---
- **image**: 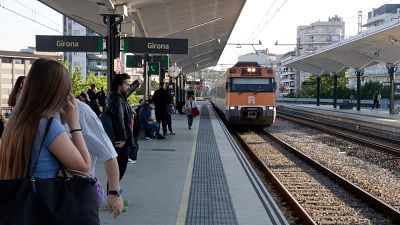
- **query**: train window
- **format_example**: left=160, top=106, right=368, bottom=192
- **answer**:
left=230, top=78, right=275, bottom=92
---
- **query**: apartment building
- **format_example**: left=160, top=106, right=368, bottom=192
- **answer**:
left=277, top=16, right=345, bottom=96
left=347, top=4, right=400, bottom=91
left=0, top=48, right=61, bottom=112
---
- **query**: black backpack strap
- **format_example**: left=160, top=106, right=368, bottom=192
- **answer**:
left=28, top=117, right=54, bottom=178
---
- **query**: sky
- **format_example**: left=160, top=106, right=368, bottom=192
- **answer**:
left=0, top=0, right=397, bottom=70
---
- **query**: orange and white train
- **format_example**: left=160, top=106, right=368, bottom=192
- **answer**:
left=211, top=61, right=276, bottom=127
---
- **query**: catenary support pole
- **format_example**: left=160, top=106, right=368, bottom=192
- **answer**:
left=104, top=15, right=123, bottom=92
left=355, top=69, right=363, bottom=111
left=386, top=64, right=397, bottom=114
left=316, top=76, right=321, bottom=106
left=333, top=72, right=338, bottom=109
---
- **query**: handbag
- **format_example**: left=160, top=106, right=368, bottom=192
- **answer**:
left=190, top=103, right=200, bottom=117
left=0, top=117, right=99, bottom=225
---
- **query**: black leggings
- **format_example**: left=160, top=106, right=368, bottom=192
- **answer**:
left=107, top=146, right=129, bottom=192
left=372, top=100, right=380, bottom=109
left=116, top=146, right=130, bottom=179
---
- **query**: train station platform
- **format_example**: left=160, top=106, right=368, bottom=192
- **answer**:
left=277, top=103, right=400, bottom=132
left=95, top=102, right=289, bottom=225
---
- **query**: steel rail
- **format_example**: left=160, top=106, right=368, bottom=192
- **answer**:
left=277, top=111, right=400, bottom=156
left=257, top=129, right=400, bottom=224
left=233, top=132, right=317, bottom=225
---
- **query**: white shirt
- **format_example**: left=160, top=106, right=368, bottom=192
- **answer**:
left=64, top=100, right=118, bottom=175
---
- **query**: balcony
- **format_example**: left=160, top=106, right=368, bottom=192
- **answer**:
left=87, top=64, right=107, bottom=71
left=87, top=54, right=107, bottom=60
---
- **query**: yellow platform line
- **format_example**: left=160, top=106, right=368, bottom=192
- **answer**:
left=175, top=114, right=200, bottom=225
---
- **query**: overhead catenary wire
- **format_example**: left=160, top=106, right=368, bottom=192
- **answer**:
left=14, top=0, right=59, bottom=27
left=0, top=0, right=62, bottom=33
left=247, top=0, right=289, bottom=42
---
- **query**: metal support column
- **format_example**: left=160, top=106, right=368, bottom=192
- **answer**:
left=316, top=76, right=321, bottom=106
left=104, top=15, right=123, bottom=91
left=386, top=64, right=397, bottom=114
left=160, top=68, right=166, bottom=82
left=333, top=72, right=338, bottom=108
left=355, top=69, right=363, bottom=111
left=143, top=54, right=149, bottom=100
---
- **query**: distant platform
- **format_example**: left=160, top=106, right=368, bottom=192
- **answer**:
left=277, top=103, right=400, bottom=132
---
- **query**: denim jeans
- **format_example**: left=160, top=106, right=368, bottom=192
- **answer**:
left=187, top=115, right=194, bottom=127
left=142, top=122, right=160, bottom=136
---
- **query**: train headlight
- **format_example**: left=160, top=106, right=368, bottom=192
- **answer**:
left=230, top=106, right=236, bottom=110
left=251, top=68, right=256, bottom=72
left=247, top=67, right=251, bottom=72
left=266, top=106, right=274, bottom=110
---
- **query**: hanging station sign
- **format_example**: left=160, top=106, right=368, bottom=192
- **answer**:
left=124, top=37, right=188, bottom=54
left=36, top=35, right=103, bottom=52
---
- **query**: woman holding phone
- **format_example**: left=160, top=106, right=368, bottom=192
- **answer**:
left=0, top=58, right=91, bottom=180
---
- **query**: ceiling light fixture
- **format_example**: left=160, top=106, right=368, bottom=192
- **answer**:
left=197, top=62, right=213, bottom=68
left=195, top=58, right=212, bottom=65
left=192, top=50, right=214, bottom=59
left=186, top=17, right=222, bottom=31
left=189, top=38, right=216, bottom=49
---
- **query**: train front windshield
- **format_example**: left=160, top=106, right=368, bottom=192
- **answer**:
left=230, top=78, right=275, bottom=92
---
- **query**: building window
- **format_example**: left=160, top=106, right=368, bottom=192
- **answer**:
left=14, top=59, right=24, bottom=64
left=1, top=58, right=12, bottom=63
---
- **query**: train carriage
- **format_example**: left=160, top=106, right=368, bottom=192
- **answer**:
left=211, top=61, right=276, bottom=127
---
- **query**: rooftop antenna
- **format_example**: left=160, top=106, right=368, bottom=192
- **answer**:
left=358, top=11, right=363, bottom=34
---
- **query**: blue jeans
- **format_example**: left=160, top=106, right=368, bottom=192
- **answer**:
left=187, top=115, right=193, bottom=127
left=142, top=122, right=160, bottom=136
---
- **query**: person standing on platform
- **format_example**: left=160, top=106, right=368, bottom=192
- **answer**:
left=87, top=83, right=97, bottom=103
left=165, top=103, right=175, bottom=135
left=97, top=87, right=107, bottom=112
left=105, top=74, right=135, bottom=186
left=185, top=95, right=196, bottom=130
left=371, top=90, right=381, bottom=110
left=8, top=76, right=26, bottom=109
left=186, top=86, right=194, bottom=98
left=128, top=99, right=144, bottom=164
left=152, top=82, right=172, bottom=136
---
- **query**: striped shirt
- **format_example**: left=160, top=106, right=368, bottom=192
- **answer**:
left=64, top=100, right=118, bottom=175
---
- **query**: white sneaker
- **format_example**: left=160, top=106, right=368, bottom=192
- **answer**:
left=128, top=159, right=136, bottom=164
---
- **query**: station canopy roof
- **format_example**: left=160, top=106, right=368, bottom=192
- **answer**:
left=38, top=0, right=246, bottom=73
left=282, top=20, right=400, bottom=75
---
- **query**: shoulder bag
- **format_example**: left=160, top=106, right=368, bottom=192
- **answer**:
left=0, top=117, right=100, bottom=225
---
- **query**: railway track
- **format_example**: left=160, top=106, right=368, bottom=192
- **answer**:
left=277, top=109, right=400, bottom=157
left=234, top=129, right=400, bottom=225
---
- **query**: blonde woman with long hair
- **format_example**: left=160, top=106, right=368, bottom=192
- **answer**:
left=0, top=58, right=91, bottom=180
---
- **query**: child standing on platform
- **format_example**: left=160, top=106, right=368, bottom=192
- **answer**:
left=185, top=95, right=196, bottom=130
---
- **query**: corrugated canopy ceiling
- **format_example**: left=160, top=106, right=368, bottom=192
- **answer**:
left=282, top=20, right=400, bottom=75
left=38, top=0, right=247, bottom=73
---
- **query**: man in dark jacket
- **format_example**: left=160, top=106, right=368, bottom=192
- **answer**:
left=152, top=82, right=172, bottom=136
left=186, top=86, right=195, bottom=97
left=139, top=99, right=164, bottom=139
left=104, top=73, right=135, bottom=182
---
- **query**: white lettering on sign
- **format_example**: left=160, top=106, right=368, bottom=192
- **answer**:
left=147, top=42, right=170, bottom=50
left=56, top=40, right=79, bottom=48
left=248, top=96, right=255, bottom=104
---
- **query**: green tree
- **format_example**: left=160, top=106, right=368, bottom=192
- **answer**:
left=361, top=81, right=391, bottom=99
left=62, top=61, right=142, bottom=105
left=299, top=69, right=355, bottom=99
